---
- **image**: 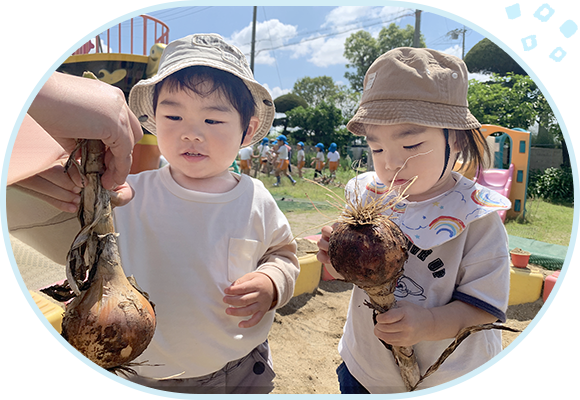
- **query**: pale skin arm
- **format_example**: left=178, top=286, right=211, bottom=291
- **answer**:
left=317, top=225, right=497, bottom=347
left=223, top=272, right=277, bottom=329
left=27, top=72, right=143, bottom=190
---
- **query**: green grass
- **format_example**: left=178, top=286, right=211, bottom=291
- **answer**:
left=504, top=199, right=574, bottom=247
left=255, top=168, right=574, bottom=248
left=258, top=168, right=356, bottom=213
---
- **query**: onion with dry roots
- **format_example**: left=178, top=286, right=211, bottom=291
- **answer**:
left=42, top=138, right=156, bottom=371
left=318, top=175, right=519, bottom=391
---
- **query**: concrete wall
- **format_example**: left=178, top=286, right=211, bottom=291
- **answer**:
left=529, top=147, right=563, bottom=171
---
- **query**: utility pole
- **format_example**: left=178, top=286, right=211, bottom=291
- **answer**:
left=448, top=26, right=467, bottom=59
left=413, top=10, right=422, bottom=47
left=250, top=6, right=257, bottom=73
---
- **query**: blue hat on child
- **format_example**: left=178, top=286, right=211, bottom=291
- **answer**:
left=262, top=137, right=269, bottom=144
left=297, top=142, right=304, bottom=147
left=328, top=143, right=337, bottom=152
left=315, top=143, right=324, bottom=150
left=276, top=134, right=288, bottom=144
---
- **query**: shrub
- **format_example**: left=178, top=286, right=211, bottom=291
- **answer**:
left=528, top=166, right=574, bottom=204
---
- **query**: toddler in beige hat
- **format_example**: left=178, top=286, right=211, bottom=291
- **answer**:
left=318, top=47, right=511, bottom=393
left=114, top=34, right=299, bottom=394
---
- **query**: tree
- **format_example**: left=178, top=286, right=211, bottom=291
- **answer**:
left=467, top=73, right=567, bottom=166
left=292, top=76, right=339, bottom=107
left=343, top=23, right=426, bottom=92
left=274, top=93, right=308, bottom=113
left=464, top=38, right=527, bottom=76
left=285, top=101, right=350, bottom=150
left=273, top=93, right=308, bottom=134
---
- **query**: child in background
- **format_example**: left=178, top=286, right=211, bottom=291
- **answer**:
left=118, top=33, right=299, bottom=394
left=311, top=142, right=325, bottom=178
left=257, top=137, right=270, bottom=174
left=327, top=142, right=340, bottom=178
left=296, top=141, right=305, bottom=178
left=238, top=144, right=253, bottom=175
left=273, top=134, right=296, bottom=186
left=317, top=47, right=511, bottom=393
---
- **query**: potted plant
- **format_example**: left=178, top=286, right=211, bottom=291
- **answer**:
left=510, top=247, right=531, bottom=268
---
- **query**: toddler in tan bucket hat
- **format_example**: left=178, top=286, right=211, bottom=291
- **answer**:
left=316, top=47, right=512, bottom=393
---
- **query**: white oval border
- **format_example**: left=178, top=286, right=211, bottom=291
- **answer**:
left=0, top=0, right=580, bottom=399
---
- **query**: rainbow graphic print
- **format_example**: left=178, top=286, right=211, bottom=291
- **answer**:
left=365, top=180, right=388, bottom=195
left=429, top=216, right=466, bottom=238
left=471, top=189, right=506, bottom=208
left=391, top=202, right=407, bottom=214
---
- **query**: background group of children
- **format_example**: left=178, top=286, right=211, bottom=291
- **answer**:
left=238, top=137, right=341, bottom=184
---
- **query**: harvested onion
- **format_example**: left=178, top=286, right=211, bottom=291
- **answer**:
left=43, top=139, right=156, bottom=370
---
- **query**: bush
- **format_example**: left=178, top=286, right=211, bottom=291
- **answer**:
left=528, top=167, right=574, bottom=204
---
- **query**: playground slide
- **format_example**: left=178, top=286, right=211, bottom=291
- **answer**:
left=475, top=163, right=514, bottom=222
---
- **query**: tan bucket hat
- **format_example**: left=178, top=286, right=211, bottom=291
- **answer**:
left=129, top=33, right=275, bottom=147
left=347, top=47, right=481, bottom=135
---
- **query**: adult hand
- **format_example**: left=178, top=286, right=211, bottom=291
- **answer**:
left=27, top=72, right=143, bottom=190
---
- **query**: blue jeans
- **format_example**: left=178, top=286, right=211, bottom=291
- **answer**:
left=336, top=362, right=370, bottom=394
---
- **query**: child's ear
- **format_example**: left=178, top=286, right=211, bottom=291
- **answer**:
left=241, top=116, right=260, bottom=146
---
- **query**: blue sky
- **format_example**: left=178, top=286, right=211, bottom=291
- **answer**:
left=91, top=5, right=488, bottom=99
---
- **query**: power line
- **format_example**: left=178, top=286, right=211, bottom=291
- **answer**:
left=249, top=11, right=415, bottom=57
left=261, top=6, right=284, bottom=89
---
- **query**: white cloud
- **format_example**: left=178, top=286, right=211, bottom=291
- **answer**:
left=441, top=44, right=463, bottom=59
left=262, top=83, right=290, bottom=100
left=288, top=6, right=411, bottom=68
left=322, top=6, right=377, bottom=28
left=228, top=19, right=298, bottom=66
left=306, top=36, right=349, bottom=67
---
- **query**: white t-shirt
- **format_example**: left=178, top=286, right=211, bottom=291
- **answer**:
left=338, top=172, right=511, bottom=393
left=277, top=144, right=289, bottom=160
left=113, top=166, right=299, bottom=378
left=327, top=151, right=340, bottom=162
left=258, top=144, right=270, bottom=157
left=238, top=146, right=253, bottom=161
left=315, top=151, right=325, bottom=163
left=297, top=149, right=305, bottom=162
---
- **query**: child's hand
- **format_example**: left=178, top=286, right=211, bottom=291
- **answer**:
left=223, top=272, right=276, bottom=329
left=316, top=225, right=344, bottom=279
left=374, top=301, right=435, bottom=347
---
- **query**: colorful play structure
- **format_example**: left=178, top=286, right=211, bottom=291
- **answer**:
left=455, top=124, right=531, bottom=222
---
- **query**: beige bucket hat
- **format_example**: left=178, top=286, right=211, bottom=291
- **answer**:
left=347, top=47, right=481, bottom=135
left=129, top=33, right=275, bottom=147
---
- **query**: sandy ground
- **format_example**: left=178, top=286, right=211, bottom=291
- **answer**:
left=268, top=279, right=545, bottom=394
left=269, top=211, right=549, bottom=394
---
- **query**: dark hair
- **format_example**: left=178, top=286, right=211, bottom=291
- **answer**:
left=153, top=66, right=256, bottom=132
left=453, top=128, right=490, bottom=173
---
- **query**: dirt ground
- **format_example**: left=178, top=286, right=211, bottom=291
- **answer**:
left=269, top=211, right=549, bottom=394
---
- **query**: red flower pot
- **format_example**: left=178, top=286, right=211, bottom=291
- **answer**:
left=510, top=248, right=531, bottom=268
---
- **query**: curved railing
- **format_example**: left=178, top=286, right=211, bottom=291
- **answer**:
left=73, top=15, right=169, bottom=56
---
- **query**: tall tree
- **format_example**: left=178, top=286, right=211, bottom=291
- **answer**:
left=464, top=38, right=527, bottom=76
left=343, top=23, right=426, bottom=92
left=273, top=93, right=309, bottom=134
left=292, top=76, right=339, bottom=107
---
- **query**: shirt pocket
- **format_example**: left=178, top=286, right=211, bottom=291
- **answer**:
left=228, top=238, right=261, bottom=282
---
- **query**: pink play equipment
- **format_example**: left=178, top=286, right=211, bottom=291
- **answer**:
left=475, top=163, right=515, bottom=222
left=543, top=270, right=561, bottom=302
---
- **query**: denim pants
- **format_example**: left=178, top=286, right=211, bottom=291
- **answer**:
left=336, top=362, right=370, bottom=394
